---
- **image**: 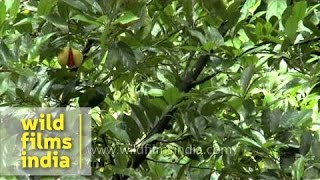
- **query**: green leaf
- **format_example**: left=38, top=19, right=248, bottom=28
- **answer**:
left=312, top=140, right=320, bottom=161
left=106, top=43, right=119, bottom=69
left=183, top=0, right=192, bottom=25
left=0, top=73, right=10, bottom=96
left=240, top=65, right=255, bottom=96
left=236, top=137, right=262, bottom=149
left=250, top=130, right=266, bottom=145
left=284, top=17, right=298, bottom=41
left=240, top=0, right=261, bottom=21
left=293, top=156, right=305, bottom=180
left=0, top=2, right=5, bottom=26
left=300, top=132, right=312, bottom=155
left=60, top=0, right=88, bottom=12
left=0, top=40, right=14, bottom=64
left=279, top=110, right=312, bottom=128
left=109, top=126, right=130, bottom=143
left=72, top=14, right=103, bottom=26
left=98, top=115, right=119, bottom=135
left=117, top=41, right=136, bottom=69
left=261, top=109, right=282, bottom=134
left=123, top=115, right=141, bottom=143
left=205, top=27, right=224, bottom=49
left=163, top=87, right=181, bottom=105
left=38, top=0, right=58, bottom=16
left=292, top=1, right=307, bottom=20
left=129, top=103, right=150, bottom=132
left=106, top=41, right=136, bottom=70
left=266, top=0, right=287, bottom=21
left=148, top=89, right=163, bottom=97
left=114, top=11, right=139, bottom=25
left=284, top=1, right=307, bottom=41
left=189, top=29, right=205, bottom=44
left=44, top=14, right=68, bottom=31
left=7, top=0, right=19, bottom=20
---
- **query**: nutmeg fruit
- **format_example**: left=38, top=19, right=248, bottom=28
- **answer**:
left=57, top=47, right=83, bottom=68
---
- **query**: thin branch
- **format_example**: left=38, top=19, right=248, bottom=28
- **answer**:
left=190, top=70, right=221, bottom=88
left=234, top=36, right=320, bottom=60
left=295, top=36, right=320, bottom=46
left=156, top=134, right=191, bottom=143
left=146, top=158, right=214, bottom=171
left=234, top=41, right=272, bottom=60
left=124, top=55, right=211, bottom=176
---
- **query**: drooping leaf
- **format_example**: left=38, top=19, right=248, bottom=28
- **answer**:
left=0, top=2, right=5, bottom=26
left=148, top=88, right=163, bottom=97
left=240, top=65, right=255, bottom=96
left=114, top=11, right=139, bottom=25
left=0, top=40, right=14, bottom=64
left=38, top=0, right=58, bottom=16
left=279, top=109, right=312, bottom=128
left=239, top=0, right=261, bottom=21
left=266, top=0, right=287, bottom=21
left=163, top=87, right=181, bottom=105
left=284, top=1, right=307, bottom=41
left=106, top=41, right=136, bottom=70
left=7, top=0, right=19, bottom=20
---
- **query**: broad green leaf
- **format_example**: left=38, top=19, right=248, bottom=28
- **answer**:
left=183, top=0, right=192, bottom=25
left=189, top=29, right=205, bottom=44
left=60, top=0, right=88, bottom=12
left=293, top=156, right=305, bottom=180
left=149, top=98, right=167, bottom=110
left=236, top=137, right=262, bottom=149
left=114, top=11, right=139, bottom=25
left=129, top=103, right=150, bottom=133
left=292, top=1, right=307, bottom=20
left=300, top=132, right=312, bottom=155
left=266, top=0, right=287, bottom=21
left=205, top=27, right=224, bottom=49
left=106, top=43, right=119, bottom=69
left=98, top=115, right=118, bottom=135
left=57, top=0, right=69, bottom=20
left=284, top=1, right=307, bottom=41
left=72, top=14, right=103, bottom=26
left=261, top=109, right=282, bottom=134
left=251, top=130, right=266, bottom=145
left=284, top=17, right=298, bottom=41
left=0, top=73, right=10, bottom=96
left=239, top=0, right=261, bottom=21
left=106, top=41, right=136, bottom=70
left=0, top=40, right=14, bottom=64
left=0, top=2, right=5, bottom=26
left=279, top=110, right=312, bottom=128
left=6, top=0, right=19, bottom=20
left=44, top=15, right=68, bottom=31
left=123, top=115, right=141, bottom=143
left=163, top=87, right=181, bottom=105
left=312, top=140, right=320, bottom=160
left=117, top=41, right=136, bottom=69
left=38, top=0, right=58, bottom=16
left=109, top=126, right=130, bottom=143
left=148, top=89, right=163, bottom=97
left=240, top=65, right=255, bottom=96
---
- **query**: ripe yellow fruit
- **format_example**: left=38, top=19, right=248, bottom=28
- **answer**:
left=57, top=47, right=83, bottom=68
left=21, top=9, right=30, bottom=16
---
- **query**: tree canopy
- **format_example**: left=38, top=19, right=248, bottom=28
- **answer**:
left=0, top=0, right=320, bottom=179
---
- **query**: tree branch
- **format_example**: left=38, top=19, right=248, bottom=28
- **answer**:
left=190, top=70, right=221, bottom=88
left=122, top=55, right=212, bottom=178
left=146, top=158, right=215, bottom=171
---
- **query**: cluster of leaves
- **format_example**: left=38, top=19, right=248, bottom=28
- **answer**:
left=0, top=0, right=320, bottom=179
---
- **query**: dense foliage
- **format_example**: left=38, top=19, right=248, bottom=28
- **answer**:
left=0, top=0, right=320, bottom=179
